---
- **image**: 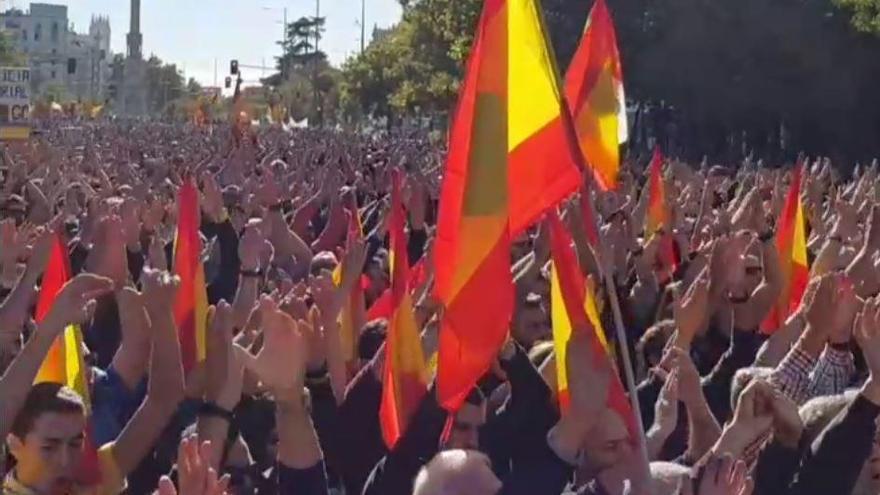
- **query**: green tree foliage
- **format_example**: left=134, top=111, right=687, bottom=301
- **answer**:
left=278, top=16, right=327, bottom=74
left=342, top=0, right=880, bottom=160
left=145, top=55, right=185, bottom=114
left=834, top=0, right=880, bottom=33
left=0, top=31, right=25, bottom=66
left=340, top=0, right=481, bottom=119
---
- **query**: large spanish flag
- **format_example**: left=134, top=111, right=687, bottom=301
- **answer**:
left=565, top=0, right=627, bottom=191
left=34, top=232, right=102, bottom=485
left=548, top=211, right=609, bottom=411
left=760, top=164, right=809, bottom=334
left=547, top=211, right=636, bottom=440
left=173, top=180, right=209, bottom=374
left=380, top=170, right=429, bottom=448
left=434, top=0, right=583, bottom=411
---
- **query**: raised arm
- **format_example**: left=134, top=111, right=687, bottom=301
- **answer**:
left=0, top=273, right=113, bottom=439
left=110, top=269, right=186, bottom=476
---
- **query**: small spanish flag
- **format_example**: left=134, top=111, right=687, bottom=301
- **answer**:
left=172, top=180, right=209, bottom=373
left=380, top=169, right=429, bottom=448
left=34, top=233, right=102, bottom=485
left=565, top=0, right=627, bottom=190
left=644, top=147, right=678, bottom=281
left=760, top=163, right=809, bottom=334
left=547, top=210, right=637, bottom=441
left=333, top=199, right=366, bottom=367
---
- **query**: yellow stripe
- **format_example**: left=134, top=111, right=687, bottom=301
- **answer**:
left=507, top=0, right=563, bottom=152
left=195, top=264, right=209, bottom=363
left=550, top=262, right=571, bottom=394
left=552, top=263, right=610, bottom=399
left=63, top=325, right=91, bottom=411
left=792, top=200, right=808, bottom=267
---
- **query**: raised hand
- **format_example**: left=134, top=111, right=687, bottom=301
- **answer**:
left=679, top=454, right=753, bottom=495
left=235, top=296, right=308, bottom=393
left=714, top=380, right=774, bottom=457
left=673, top=267, right=710, bottom=349
left=157, top=436, right=230, bottom=495
left=42, top=273, right=115, bottom=333
left=653, top=368, right=680, bottom=437
left=855, top=296, right=880, bottom=405
left=201, top=174, right=226, bottom=224
left=238, top=221, right=269, bottom=272
left=141, top=268, right=180, bottom=313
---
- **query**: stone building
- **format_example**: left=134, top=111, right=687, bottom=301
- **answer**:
left=0, top=3, right=111, bottom=101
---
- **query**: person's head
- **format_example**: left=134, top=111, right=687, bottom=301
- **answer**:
left=636, top=319, right=676, bottom=373
left=309, top=251, right=339, bottom=276
left=413, top=450, right=501, bottom=495
left=799, top=390, right=879, bottom=495
left=446, top=388, right=487, bottom=451
left=358, top=319, right=388, bottom=365
left=6, top=383, right=88, bottom=492
left=512, top=293, right=549, bottom=349
left=579, top=408, right=631, bottom=476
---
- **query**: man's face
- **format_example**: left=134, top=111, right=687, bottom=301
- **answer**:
left=580, top=409, right=630, bottom=475
left=447, top=402, right=486, bottom=451
left=7, top=411, right=87, bottom=493
left=512, top=304, right=550, bottom=348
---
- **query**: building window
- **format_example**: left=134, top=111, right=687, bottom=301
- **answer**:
left=34, top=23, right=41, bottom=41
left=51, top=22, right=59, bottom=43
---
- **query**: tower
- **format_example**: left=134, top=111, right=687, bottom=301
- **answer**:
left=126, top=0, right=142, bottom=59
left=120, top=0, right=146, bottom=116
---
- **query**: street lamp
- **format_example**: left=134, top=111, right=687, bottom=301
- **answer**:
left=262, top=6, right=288, bottom=46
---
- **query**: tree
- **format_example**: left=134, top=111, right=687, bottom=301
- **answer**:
left=277, top=16, right=327, bottom=75
left=342, top=0, right=880, bottom=162
left=186, top=77, right=203, bottom=96
left=834, top=0, right=880, bottom=33
left=0, top=31, right=24, bottom=66
left=145, top=55, right=185, bottom=115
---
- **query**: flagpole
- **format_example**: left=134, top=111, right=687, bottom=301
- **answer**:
left=603, top=270, right=653, bottom=492
left=581, top=173, right=652, bottom=491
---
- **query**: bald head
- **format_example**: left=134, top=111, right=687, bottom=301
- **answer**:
left=413, top=450, right=501, bottom=495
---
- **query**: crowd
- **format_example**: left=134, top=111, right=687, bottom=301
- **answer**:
left=0, top=120, right=879, bottom=495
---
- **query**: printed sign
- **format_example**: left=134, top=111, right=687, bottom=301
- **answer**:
left=0, top=67, right=31, bottom=140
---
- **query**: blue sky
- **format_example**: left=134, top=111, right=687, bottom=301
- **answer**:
left=6, top=0, right=402, bottom=87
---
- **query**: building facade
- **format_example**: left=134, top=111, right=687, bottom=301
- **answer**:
left=0, top=3, right=111, bottom=101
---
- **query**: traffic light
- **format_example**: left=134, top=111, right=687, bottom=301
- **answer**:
left=225, top=76, right=232, bottom=89
left=230, top=60, right=239, bottom=75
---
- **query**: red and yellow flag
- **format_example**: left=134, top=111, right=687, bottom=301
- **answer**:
left=334, top=200, right=366, bottom=367
left=548, top=211, right=608, bottom=410
left=380, top=170, right=429, bottom=448
left=644, top=147, right=677, bottom=281
left=366, top=259, right=427, bottom=322
left=547, top=211, right=637, bottom=440
left=34, top=233, right=102, bottom=485
left=564, top=0, right=627, bottom=191
left=434, top=0, right=583, bottom=411
left=645, top=147, right=668, bottom=235
left=173, top=180, right=209, bottom=374
left=761, top=163, right=809, bottom=334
